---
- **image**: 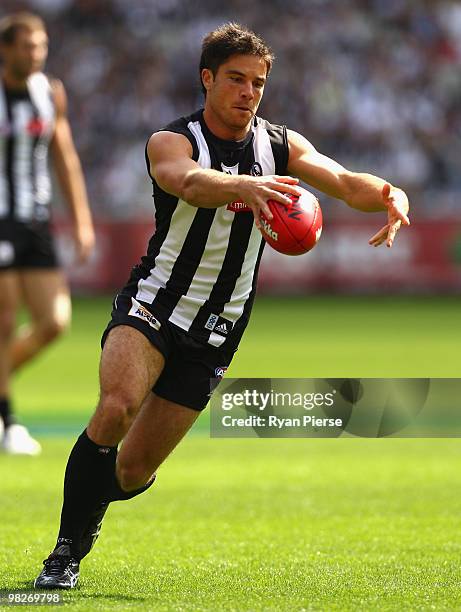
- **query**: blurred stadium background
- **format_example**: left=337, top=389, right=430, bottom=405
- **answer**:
left=2, top=2, right=461, bottom=609
left=3, top=0, right=461, bottom=293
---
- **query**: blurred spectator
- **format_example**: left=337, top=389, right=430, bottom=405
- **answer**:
left=1, top=0, right=460, bottom=219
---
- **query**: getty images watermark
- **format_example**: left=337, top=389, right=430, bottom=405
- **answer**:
left=210, top=378, right=461, bottom=438
left=220, top=388, right=341, bottom=430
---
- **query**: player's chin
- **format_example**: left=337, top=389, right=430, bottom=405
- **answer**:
left=228, top=112, right=253, bottom=130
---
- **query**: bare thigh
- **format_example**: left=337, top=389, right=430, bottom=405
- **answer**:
left=87, top=325, right=166, bottom=446
left=116, top=392, right=200, bottom=490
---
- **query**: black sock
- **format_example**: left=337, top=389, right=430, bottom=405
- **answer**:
left=0, top=397, right=15, bottom=429
left=57, top=430, right=119, bottom=558
left=57, top=429, right=155, bottom=559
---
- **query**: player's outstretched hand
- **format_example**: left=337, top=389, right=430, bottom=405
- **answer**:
left=240, top=175, right=301, bottom=229
left=368, top=183, right=410, bottom=248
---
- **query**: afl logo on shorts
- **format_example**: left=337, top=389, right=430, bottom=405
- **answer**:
left=214, top=366, right=228, bottom=379
left=251, top=162, right=263, bottom=176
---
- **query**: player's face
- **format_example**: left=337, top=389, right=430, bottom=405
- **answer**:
left=2, top=28, right=48, bottom=81
left=202, top=54, right=267, bottom=139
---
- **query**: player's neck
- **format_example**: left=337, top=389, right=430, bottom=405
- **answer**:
left=1, top=68, right=29, bottom=91
left=202, top=106, right=251, bottom=142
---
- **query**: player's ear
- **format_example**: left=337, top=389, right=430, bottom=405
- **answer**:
left=201, top=68, right=214, bottom=93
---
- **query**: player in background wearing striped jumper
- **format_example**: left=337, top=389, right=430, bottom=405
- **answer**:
left=0, top=13, right=94, bottom=455
left=34, top=23, right=409, bottom=588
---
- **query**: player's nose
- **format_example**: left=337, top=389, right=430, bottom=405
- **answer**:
left=240, top=82, right=254, bottom=99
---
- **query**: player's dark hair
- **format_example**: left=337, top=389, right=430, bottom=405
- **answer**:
left=0, top=12, right=46, bottom=46
left=200, top=23, right=274, bottom=95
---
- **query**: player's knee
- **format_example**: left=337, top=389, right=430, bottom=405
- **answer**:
left=38, top=293, right=72, bottom=344
left=97, top=393, right=139, bottom=431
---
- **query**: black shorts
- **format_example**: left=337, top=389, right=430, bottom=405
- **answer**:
left=101, top=294, right=236, bottom=411
left=0, top=220, right=59, bottom=270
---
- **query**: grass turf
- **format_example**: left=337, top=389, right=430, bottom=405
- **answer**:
left=1, top=295, right=461, bottom=610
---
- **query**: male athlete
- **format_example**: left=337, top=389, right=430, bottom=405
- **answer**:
left=0, top=13, right=94, bottom=455
left=34, top=23, right=409, bottom=588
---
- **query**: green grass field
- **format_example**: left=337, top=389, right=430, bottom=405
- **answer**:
left=1, top=296, right=461, bottom=611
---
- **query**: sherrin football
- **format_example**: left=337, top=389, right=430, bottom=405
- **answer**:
left=259, top=186, right=323, bottom=256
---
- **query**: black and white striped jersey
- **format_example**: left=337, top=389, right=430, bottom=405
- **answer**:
left=127, top=109, right=288, bottom=349
left=0, top=72, right=55, bottom=223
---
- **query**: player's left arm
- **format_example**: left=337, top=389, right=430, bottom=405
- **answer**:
left=287, top=130, right=410, bottom=248
left=50, top=78, right=95, bottom=263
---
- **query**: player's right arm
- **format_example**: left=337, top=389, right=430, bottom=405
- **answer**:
left=147, top=131, right=300, bottom=227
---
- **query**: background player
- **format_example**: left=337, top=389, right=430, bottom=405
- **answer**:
left=34, top=23, right=409, bottom=588
left=0, top=12, right=94, bottom=455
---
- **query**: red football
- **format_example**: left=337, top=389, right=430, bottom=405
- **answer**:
left=259, top=187, right=323, bottom=255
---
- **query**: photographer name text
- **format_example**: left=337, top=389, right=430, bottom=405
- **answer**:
left=221, top=415, right=343, bottom=429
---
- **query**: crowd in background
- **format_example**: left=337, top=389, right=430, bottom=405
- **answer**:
left=2, top=0, right=461, bottom=219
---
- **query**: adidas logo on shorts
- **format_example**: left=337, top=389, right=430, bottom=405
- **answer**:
left=204, top=315, right=232, bottom=336
left=215, top=323, right=229, bottom=334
